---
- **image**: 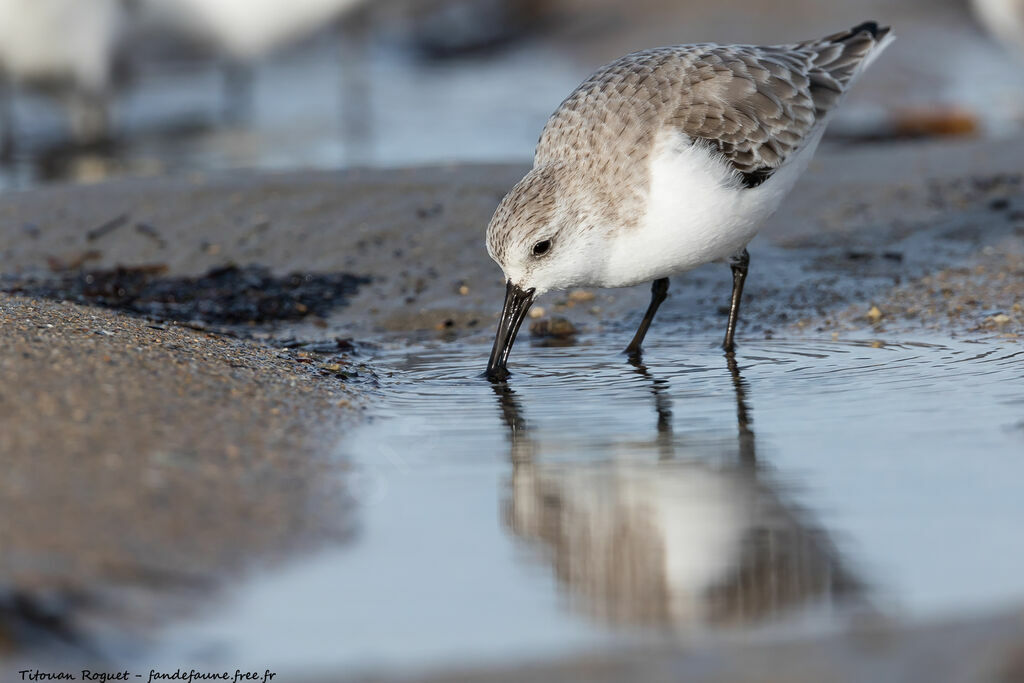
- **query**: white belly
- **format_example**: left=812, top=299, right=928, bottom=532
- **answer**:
left=600, top=129, right=822, bottom=288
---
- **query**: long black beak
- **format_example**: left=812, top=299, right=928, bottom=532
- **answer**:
left=485, top=280, right=535, bottom=382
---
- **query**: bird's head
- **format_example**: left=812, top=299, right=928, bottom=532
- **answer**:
left=485, top=164, right=607, bottom=297
left=484, top=164, right=606, bottom=381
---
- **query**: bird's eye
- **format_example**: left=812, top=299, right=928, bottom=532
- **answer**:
left=532, top=239, right=552, bottom=257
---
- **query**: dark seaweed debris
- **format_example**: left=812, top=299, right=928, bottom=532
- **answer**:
left=5, top=264, right=369, bottom=326
left=0, top=588, right=95, bottom=658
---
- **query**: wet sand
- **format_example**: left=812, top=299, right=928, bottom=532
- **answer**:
left=1, top=134, right=1023, bottom=672
left=3, top=134, right=1022, bottom=341
left=360, top=608, right=1024, bottom=683
left=0, top=293, right=363, bottom=656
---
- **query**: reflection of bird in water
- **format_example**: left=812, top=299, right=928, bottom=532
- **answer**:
left=495, top=357, right=861, bottom=630
left=972, top=0, right=1024, bottom=59
left=0, top=0, right=131, bottom=156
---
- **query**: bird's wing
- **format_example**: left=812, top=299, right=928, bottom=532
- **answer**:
left=672, top=23, right=890, bottom=187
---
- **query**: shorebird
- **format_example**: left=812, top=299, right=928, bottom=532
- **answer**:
left=0, top=0, right=130, bottom=153
left=971, top=0, right=1024, bottom=59
left=137, top=0, right=370, bottom=121
left=139, top=0, right=368, bottom=61
left=484, top=22, right=893, bottom=381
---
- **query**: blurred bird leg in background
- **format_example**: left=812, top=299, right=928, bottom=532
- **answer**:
left=337, top=3, right=373, bottom=165
left=220, top=58, right=254, bottom=124
left=406, top=0, right=550, bottom=58
left=65, top=87, right=113, bottom=145
left=0, top=74, right=12, bottom=160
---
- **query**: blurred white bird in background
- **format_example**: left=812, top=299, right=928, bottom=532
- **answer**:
left=971, top=0, right=1024, bottom=58
left=0, top=0, right=554, bottom=169
left=139, top=0, right=368, bottom=60
left=135, top=0, right=371, bottom=122
left=0, top=0, right=130, bottom=156
left=0, top=0, right=371, bottom=157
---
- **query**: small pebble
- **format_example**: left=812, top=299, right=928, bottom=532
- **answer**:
left=866, top=305, right=883, bottom=323
left=568, top=289, right=596, bottom=302
left=529, top=307, right=545, bottom=319
left=530, top=317, right=577, bottom=338
left=458, top=285, right=470, bottom=295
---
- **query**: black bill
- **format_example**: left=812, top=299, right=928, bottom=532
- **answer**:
left=485, top=280, right=535, bottom=382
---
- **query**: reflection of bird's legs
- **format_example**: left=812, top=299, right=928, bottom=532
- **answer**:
left=726, top=353, right=755, bottom=466
left=626, top=353, right=674, bottom=460
left=1, top=76, right=14, bottom=161
left=491, top=381, right=535, bottom=465
left=722, top=249, right=749, bottom=352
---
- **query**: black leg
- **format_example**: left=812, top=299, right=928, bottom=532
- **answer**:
left=625, top=277, right=669, bottom=356
left=67, top=88, right=110, bottom=146
left=722, top=249, right=749, bottom=352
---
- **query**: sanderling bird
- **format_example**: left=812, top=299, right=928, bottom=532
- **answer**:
left=137, top=0, right=369, bottom=121
left=0, top=0, right=130, bottom=153
left=971, top=0, right=1024, bottom=58
left=138, top=0, right=368, bottom=61
left=485, top=22, right=893, bottom=381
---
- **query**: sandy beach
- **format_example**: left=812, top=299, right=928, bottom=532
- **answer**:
left=2, top=0, right=1024, bottom=675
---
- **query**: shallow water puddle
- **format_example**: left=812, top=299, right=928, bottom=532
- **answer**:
left=154, top=335, right=1024, bottom=674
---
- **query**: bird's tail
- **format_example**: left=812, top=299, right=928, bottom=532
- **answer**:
left=804, top=21, right=895, bottom=89
left=831, top=21, right=893, bottom=44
